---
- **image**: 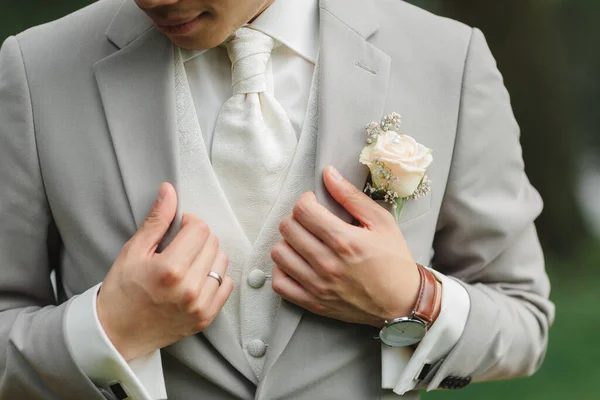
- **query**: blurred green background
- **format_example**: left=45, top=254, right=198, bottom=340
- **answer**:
left=2, top=0, right=599, bottom=399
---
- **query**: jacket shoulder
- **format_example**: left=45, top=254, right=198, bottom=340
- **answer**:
left=14, top=0, right=124, bottom=63
left=377, top=1, right=472, bottom=40
left=375, top=1, right=473, bottom=52
left=373, top=1, right=475, bottom=79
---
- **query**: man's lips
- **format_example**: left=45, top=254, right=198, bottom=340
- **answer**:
left=153, top=13, right=208, bottom=35
left=154, top=16, right=199, bottom=28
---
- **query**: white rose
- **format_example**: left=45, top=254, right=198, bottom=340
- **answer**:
left=360, top=131, right=432, bottom=198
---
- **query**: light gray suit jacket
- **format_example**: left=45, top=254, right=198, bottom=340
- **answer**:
left=0, top=0, right=554, bottom=399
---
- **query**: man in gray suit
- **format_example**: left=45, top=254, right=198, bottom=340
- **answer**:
left=0, top=0, right=554, bottom=399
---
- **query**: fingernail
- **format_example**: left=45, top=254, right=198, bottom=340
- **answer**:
left=157, top=183, right=167, bottom=203
left=329, top=166, right=342, bottom=181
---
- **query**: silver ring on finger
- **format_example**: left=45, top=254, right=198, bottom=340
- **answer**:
left=207, top=271, right=223, bottom=287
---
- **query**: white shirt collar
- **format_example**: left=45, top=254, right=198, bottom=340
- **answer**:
left=182, top=0, right=319, bottom=64
left=251, top=0, right=319, bottom=63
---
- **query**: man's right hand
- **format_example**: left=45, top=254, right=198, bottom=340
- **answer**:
left=96, top=182, right=233, bottom=361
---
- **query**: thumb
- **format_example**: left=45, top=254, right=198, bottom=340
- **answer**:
left=323, top=166, right=387, bottom=228
left=135, top=182, right=177, bottom=252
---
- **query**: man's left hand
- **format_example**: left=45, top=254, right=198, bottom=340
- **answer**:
left=271, top=165, right=430, bottom=328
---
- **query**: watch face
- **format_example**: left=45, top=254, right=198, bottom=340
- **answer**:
left=379, top=318, right=427, bottom=347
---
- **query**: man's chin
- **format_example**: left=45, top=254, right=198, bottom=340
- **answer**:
left=165, top=30, right=231, bottom=51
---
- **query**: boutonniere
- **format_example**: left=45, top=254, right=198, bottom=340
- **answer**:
left=359, top=113, right=433, bottom=222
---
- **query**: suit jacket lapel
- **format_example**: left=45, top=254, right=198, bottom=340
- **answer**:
left=95, top=1, right=257, bottom=386
left=95, top=14, right=181, bottom=249
left=260, top=0, right=391, bottom=382
left=315, top=0, right=391, bottom=223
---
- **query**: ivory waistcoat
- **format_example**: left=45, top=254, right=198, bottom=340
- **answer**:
left=173, top=47, right=320, bottom=377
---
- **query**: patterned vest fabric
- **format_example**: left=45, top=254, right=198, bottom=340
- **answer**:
left=173, top=47, right=320, bottom=378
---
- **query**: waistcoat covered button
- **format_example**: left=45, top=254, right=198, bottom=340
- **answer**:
left=248, top=269, right=267, bottom=289
left=246, top=339, right=267, bottom=358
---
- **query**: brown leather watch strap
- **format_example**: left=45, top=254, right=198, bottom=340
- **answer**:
left=413, top=264, right=440, bottom=326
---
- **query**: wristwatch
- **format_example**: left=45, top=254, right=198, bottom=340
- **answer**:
left=377, top=264, right=441, bottom=347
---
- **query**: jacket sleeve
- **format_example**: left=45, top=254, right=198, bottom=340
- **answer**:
left=0, top=36, right=112, bottom=400
left=423, top=28, right=555, bottom=389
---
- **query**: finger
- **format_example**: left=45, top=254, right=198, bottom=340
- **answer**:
left=292, top=192, right=357, bottom=251
left=160, top=214, right=210, bottom=271
left=278, top=216, right=338, bottom=276
left=133, top=182, right=178, bottom=253
left=179, top=235, right=219, bottom=307
left=207, top=275, right=234, bottom=316
left=188, top=275, right=233, bottom=333
left=271, top=240, right=321, bottom=290
left=198, top=252, right=229, bottom=304
left=323, top=166, right=390, bottom=229
left=272, top=264, right=320, bottom=312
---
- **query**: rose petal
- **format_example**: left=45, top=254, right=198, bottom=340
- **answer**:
left=359, top=143, right=378, bottom=165
left=360, top=127, right=432, bottom=197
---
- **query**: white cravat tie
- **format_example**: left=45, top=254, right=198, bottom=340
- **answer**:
left=211, top=27, right=298, bottom=243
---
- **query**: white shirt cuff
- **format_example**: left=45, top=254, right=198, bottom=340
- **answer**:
left=64, top=283, right=168, bottom=400
left=381, top=269, right=470, bottom=395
